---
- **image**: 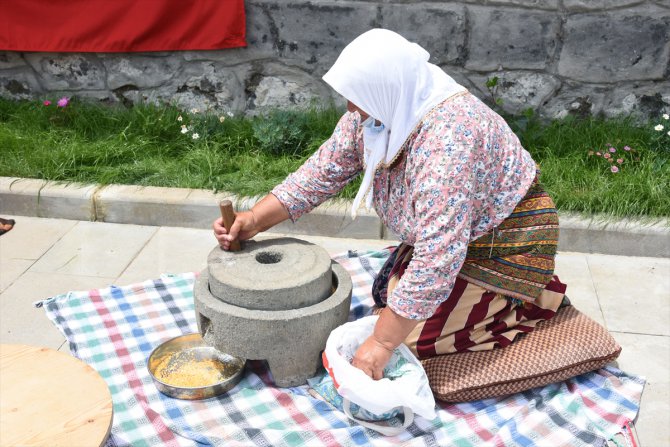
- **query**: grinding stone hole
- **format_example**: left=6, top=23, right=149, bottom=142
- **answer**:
left=255, top=251, right=282, bottom=264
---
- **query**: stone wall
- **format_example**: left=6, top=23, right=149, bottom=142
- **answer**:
left=1, top=0, right=669, bottom=119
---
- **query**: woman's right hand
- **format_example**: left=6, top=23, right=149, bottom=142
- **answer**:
left=213, top=194, right=291, bottom=250
left=213, top=210, right=259, bottom=250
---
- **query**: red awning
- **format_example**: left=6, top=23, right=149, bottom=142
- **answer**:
left=1, top=0, right=246, bottom=52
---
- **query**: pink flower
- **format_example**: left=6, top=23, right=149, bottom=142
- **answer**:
left=623, top=146, right=631, bottom=151
left=617, top=158, right=623, bottom=164
left=609, top=147, right=616, bottom=153
left=43, top=100, right=51, bottom=106
left=596, top=152, right=602, bottom=156
left=603, top=153, right=611, bottom=159
left=56, top=97, right=69, bottom=108
left=611, top=166, right=619, bottom=173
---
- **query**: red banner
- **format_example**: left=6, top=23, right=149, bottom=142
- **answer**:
left=1, top=1, right=246, bottom=52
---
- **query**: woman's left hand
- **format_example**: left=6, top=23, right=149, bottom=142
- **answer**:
left=351, top=335, right=394, bottom=380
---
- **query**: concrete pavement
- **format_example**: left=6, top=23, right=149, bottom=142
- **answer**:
left=0, top=215, right=668, bottom=446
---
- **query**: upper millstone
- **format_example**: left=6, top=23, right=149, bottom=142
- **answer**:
left=206, top=237, right=333, bottom=311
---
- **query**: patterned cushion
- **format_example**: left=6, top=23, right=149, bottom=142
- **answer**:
left=421, top=306, right=621, bottom=402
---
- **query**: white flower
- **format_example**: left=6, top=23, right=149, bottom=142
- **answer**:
left=190, top=108, right=199, bottom=114
left=219, top=116, right=226, bottom=123
left=655, top=124, right=664, bottom=131
left=226, top=111, right=234, bottom=117
left=667, top=130, right=670, bottom=136
left=177, top=115, right=183, bottom=122
left=663, top=114, right=669, bottom=120
left=192, top=133, right=200, bottom=139
left=180, top=127, right=189, bottom=134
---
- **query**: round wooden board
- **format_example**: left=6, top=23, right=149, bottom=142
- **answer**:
left=0, top=344, right=113, bottom=447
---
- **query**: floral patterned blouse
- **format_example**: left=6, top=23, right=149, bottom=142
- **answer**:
left=272, top=92, right=536, bottom=320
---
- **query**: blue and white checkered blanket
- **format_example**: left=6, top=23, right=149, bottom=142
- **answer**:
left=39, top=249, right=645, bottom=447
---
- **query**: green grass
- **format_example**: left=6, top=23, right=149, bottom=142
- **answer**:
left=0, top=97, right=668, bottom=219
left=506, top=111, right=669, bottom=219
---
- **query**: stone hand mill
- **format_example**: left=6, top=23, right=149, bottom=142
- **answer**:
left=194, top=201, right=353, bottom=387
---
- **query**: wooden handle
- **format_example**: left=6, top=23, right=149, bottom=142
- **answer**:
left=219, top=200, right=241, bottom=251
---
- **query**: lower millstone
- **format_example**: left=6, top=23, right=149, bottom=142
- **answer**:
left=194, top=263, right=352, bottom=387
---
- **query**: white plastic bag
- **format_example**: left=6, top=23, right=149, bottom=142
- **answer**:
left=320, top=315, right=436, bottom=434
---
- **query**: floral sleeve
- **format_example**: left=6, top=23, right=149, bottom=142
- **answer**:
left=271, top=112, right=364, bottom=221
left=386, top=124, right=476, bottom=320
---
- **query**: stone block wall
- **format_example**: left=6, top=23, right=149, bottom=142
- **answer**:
left=1, top=0, right=668, bottom=119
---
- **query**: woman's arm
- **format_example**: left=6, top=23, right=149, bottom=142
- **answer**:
left=214, top=111, right=364, bottom=248
left=271, top=111, right=364, bottom=222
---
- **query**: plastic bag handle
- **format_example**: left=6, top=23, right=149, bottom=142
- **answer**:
left=342, top=399, right=414, bottom=436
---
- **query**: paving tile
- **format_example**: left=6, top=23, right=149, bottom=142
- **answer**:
left=587, top=254, right=670, bottom=336
left=611, top=332, right=669, bottom=389
left=0, top=215, right=77, bottom=260
left=0, top=258, right=34, bottom=293
left=0, top=271, right=116, bottom=349
left=611, top=331, right=669, bottom=447
left=0, top=216, right=77, bottom=292
left=28, top=221, right=156, bottom=278
left=635, top=381, right=670, bottom=447
left=115, top=226, right=215, bottom=285
left=554, top=251, right=605, bottom=326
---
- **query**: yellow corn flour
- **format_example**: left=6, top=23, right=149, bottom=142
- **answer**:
left=155, top=352, right=230, bottom=388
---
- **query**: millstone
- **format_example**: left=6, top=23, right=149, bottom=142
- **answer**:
left=207, top=238, right=332, bottom=311
left=194, top=237, right=353, bottom=387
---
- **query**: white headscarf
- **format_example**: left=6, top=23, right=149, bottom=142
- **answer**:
left=323, top=29, right=466, bottom=218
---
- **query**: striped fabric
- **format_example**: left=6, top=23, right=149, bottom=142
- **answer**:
left=373, top=244, right=566, bottom=359
left=459, top=178, right=561, bottom=303
left=37, top=250, right=643, bottom=447
left=409, top=277, right=566, bottom=359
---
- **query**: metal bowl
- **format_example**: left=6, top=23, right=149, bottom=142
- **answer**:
left=147, top=333, right=245, bottom=400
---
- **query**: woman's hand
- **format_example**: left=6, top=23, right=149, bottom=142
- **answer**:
left=352, top=335, right=394, bottom=380
left=351, top=306, right=421, bottom=380
left=213, top=210, right=259, bottom=250
left=212, top=194, right=291, bottom=250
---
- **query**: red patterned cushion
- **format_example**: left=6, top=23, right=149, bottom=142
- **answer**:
left=421, top=306, right=621, bottom=402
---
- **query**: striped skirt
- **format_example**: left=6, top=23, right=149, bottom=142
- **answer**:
left=372, top=179, right=567, bottom=359
left=373, top=245, right=567, bottom=359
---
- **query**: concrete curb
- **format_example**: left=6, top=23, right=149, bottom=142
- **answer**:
left=1, top=177, right=668, bottom=258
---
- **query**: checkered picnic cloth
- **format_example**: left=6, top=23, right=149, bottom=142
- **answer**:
left=38, top=249, right=644, bottom=447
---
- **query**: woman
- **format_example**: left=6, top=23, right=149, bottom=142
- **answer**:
left=214, top=29, right=566, bottom=380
